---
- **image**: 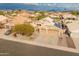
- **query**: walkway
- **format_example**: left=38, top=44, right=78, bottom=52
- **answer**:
left=34, top=29, right=59, bottom=46
left=58, top=34, right=76, bottom=49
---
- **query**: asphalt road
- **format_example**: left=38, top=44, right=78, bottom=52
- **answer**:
left=0, top=38, right=79, bottom=56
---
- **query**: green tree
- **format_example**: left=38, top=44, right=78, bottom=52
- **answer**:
left=12, top=24, right=35, bottom=36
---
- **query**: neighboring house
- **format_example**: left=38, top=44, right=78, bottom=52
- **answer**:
left=63, top=13, right=77, bottom=20
left=10, top=14, right=32, bottom=25
left=0, top=15, right=8, bottom=29
left=39, top=17, right=54, bottom=26
left=34, top=17, right=62, bottom=31
left=17, top=10, right=31, bottom=17
left=49, top=13, right=60, bottom=19
left=0, top=15, right=7, bottom=23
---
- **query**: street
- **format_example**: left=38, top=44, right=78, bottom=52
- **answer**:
left=0, top=38, right=78, bottom=56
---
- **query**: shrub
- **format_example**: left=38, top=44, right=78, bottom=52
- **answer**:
left=36, top=15, right=46, bottom=20
left=34, top=11, right=47, bottom=20
left=0, top=11, right=5, bottom=15
left=54, top=18, right=61, bottom=22
left=71, top=11, right=79, bottom=16
left=12, top=24, right=35, bottom=36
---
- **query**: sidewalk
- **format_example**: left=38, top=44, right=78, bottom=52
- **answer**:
left=67, top=20, right=79, bottom=49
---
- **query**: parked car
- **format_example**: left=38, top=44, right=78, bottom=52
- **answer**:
left=4, top=29, right=12, bottom=35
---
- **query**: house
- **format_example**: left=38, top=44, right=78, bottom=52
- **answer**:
left=0, top=15, right=7, bottom=23
left=33, top=17, right=62, bottom=32
left=63, top=13, right=77, bottom=20
left=0, top=15, right=8, bottom=29
left=49, top=12, right=61, bottom=19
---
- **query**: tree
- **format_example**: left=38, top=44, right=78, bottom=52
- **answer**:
left=12, top=24, right=35, bottom=36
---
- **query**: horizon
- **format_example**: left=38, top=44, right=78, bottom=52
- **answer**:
left=0, top=3, right=79, bottom=11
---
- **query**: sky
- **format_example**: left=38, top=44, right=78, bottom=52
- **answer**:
left=0, top=3, right=79, bottom=11
left=27, top=3, right=79, bottom=8
left=26, top=3, right=79, bottom=11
